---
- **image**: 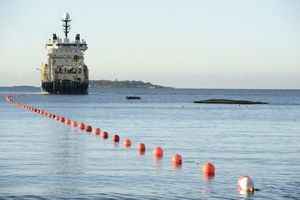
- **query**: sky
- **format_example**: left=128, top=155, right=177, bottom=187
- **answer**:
left=0, top=0, right=300, bottom=89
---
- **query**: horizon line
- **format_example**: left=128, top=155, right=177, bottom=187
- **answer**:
left=1, top=84, right=300, bottom=91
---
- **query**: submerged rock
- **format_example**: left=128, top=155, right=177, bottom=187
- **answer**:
left=193, top=99, right=268, bottom=105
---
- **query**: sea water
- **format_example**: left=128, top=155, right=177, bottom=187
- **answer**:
left=0, top=88, right=299, bottom=199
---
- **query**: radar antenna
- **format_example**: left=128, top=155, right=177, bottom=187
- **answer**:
left=62, top=13, right=71, bottom=38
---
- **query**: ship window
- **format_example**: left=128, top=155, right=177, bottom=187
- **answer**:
left=73, top=55, right=79, bottom=62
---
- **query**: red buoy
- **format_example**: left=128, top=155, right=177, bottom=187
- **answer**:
left=112, top=134, right=120, bottom=143
left=172, top=154, right=182, bottom=166
left=86, top=125, right=92, bottom=132
left=202, top=162, right=215, bottom=176
left=60, top=117, right=65, bottom=123
left=79, top=122, right=85, bottom=130
left=138, top=143, right=146, bottom=153
left=101, top=131, right=108, bottom=139
left=153, top=147, right=163, bottom=158
left=72, top=121, right=78, bottom=127
left=66, top=119, right=72, bottom=125
left=95, top=128, right=101, bottom=135
left=123, top=138, right=132, bottom=148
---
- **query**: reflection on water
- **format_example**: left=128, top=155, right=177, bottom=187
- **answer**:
left=202, top=174, right=215, bottom=182
left=46, top=128, right=85, bottom=196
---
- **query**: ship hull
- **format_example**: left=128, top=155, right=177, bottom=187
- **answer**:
left=41, top=80, right=88, bottom=95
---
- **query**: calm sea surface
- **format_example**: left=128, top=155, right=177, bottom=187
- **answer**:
left=0, top=88, right=300, bottom=200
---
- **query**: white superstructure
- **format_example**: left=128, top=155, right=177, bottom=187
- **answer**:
left=41, top=13, right=89, bottom=94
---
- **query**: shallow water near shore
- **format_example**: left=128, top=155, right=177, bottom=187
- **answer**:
left=0, top=88, right=300, bottom=200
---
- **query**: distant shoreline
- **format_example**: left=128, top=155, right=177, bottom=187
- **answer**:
left=0, top=80, right=172, bottom=90
left=0, top=80, right=300, bottom=91
left=89, top=80, right=173, bottom=89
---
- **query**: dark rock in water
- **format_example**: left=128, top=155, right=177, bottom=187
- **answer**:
left=193, top=99, right=268, bottom=105
left=126, top=96, right=141, bottom=100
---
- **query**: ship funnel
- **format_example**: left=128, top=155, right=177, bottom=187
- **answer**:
left=52, top=33, right=57, bottom=41
left=62, top=12, right=71, bottom=38
left=75, top=34, right=80, bottom=41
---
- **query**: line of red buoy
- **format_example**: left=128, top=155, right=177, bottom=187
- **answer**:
left=4, top=95, right=182, bottom=165
left=4, top=95, right=256, bottom=194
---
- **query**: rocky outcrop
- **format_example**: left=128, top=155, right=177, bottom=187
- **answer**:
left=193, top=99, right=268, bottom=105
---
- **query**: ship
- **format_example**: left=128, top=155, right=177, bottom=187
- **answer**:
left=41, top=13, right=89, bottom=94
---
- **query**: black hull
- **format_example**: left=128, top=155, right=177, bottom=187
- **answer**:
left=41, top=80, right=88, bottom=95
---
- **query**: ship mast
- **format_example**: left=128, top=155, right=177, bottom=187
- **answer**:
left=62, top=13, right=71, bottom=38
